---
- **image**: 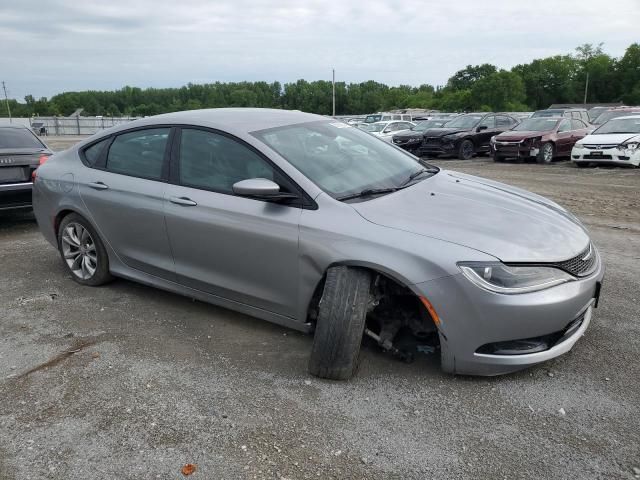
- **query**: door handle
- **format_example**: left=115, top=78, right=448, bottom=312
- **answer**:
left=88, top=181, right=109, bottom=190
left=169, top=196, right=197, bottom=206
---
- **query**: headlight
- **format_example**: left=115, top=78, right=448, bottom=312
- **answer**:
left=458, top=262, right=574, bottom=294
left=617, top=141, right=640, bottom=151
left=442, top=134, right=458, bottom=142
left=574, top=142, right=583, bottom=148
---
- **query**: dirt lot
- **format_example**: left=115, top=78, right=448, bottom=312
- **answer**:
left=1, top=137, right=639, bottom=479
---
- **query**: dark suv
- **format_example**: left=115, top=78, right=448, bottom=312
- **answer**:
left=531, top=108, right=590, bottom=124
left=418, top=113, right=519, bottom=159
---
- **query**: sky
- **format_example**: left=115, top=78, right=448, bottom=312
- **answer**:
left=1, top=0, right=639, bottom=100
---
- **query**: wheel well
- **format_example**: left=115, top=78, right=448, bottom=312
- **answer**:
left=307, top=266, right=439, bottom=344
left=53, top=209, right=75, bottom=237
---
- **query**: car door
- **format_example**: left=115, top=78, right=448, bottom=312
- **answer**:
left=77, top=127, right=176, bottom=280
left=475, top=115, right=498, bottom=151
left=554, top=119, right=573, bottom=154
left=163, top=127, right=302, bottom=318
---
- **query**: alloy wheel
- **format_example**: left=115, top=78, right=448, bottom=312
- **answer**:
left=61, top=223, right=97, bottom=280
left=543, top=144, right=553, bottom=162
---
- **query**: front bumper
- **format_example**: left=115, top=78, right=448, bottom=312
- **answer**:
left=414, top=248, right=604, bottom=375
left=493, top=141, right=539, bottom=159
left=393, top=138, right=422, bottom=152
left=418, top=138, right=457, bottom=156
left=572, top=146, right=640, bottom=167
left=0, top=182, right=33, bottom=210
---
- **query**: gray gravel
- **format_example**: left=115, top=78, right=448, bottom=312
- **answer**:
left=1, top=140, right=639, bottom=479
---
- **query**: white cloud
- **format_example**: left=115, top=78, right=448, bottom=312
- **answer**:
left=0, top=0, right=638, bottom=99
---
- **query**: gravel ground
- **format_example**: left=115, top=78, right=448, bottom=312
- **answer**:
left=1, top=137, right=639, bottom=479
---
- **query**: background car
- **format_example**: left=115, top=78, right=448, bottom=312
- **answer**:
left=419, top=112, right=519, bottom=159
left=0, top=125, right=53, bottom=210
left=531, top=108, right=590, bottom=124
left=359, top=120, right=415, bottom=142
left=572, top=115, right=640, bottom=168
left=492, top=117, right=591, bottom=163
left=392, top=119, right=451, bottom=153
left=590, top=106, right=640, bottom=126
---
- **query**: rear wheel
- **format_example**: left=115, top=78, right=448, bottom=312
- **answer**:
left=308, top=266, right=372, bottom=380
left=458, top=140, right=474, bottom=160
left=57, top=213, right=113, bottom=286
left=536, top=142, right=554, bottom=164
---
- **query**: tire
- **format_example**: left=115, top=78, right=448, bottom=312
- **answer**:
left=308, top=266, right=372, bottom=380
left=536, top=142, right=554, bottom=164
left=458, top=140, right=474, bottom=160
left=493, top=152, right=502, bottom=162
left=57, top=213, right=113, bottom=286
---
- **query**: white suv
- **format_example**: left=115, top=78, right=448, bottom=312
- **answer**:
left=572, top=115, right=640, bottom=168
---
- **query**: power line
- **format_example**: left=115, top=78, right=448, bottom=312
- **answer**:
left=2, top=81, right=11, bottom=122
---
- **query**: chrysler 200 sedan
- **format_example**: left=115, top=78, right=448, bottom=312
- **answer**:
left=33, top=109, right=604, bottom=380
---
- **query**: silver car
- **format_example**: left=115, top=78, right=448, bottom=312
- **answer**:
left=33, top=108, right=604, bottom=380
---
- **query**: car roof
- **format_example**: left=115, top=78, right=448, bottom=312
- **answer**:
left=609, top=114, right=640, bottom=120
left=145, top=108, right=327, bottom=133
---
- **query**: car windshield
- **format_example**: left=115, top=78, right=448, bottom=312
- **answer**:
left=443, top=115, right=483, bottom=128
left=592, top=118, right=640, bottom=134
left=412, top=120, right=445, bottom=131
left=0, top=128, right=45, bottom=149
left=532, top=109, right=565, bottom=118
left=359, top=123, right=385, bottom=133
left=253, top=121, right=438, bottom=200
left=364, top=115, right=382, bottom=123
left=592, top=110, right=640, bottom=125
left=512, top=118, right=560, bottom=132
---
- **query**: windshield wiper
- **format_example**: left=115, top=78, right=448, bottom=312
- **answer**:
left=399, top=167, right=438, bottom=187
left=337, top=187, right=400, bottom=201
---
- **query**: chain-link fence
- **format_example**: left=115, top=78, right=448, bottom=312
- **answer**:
left=31, top=116, right=141, bottom=135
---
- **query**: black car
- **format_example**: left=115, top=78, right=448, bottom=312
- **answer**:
left=392, top=119, right=450, bottom=153
left=418, top=113, right=519, bottom=159
left=0, top=125, right=53, bottom=210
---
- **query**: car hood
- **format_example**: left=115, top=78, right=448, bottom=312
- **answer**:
left=496, top=130, right=551, bottom=141
left=394, top=131, right=424, bottom=139
left=422, top=127, right=471, bottom=137
left=578, top=133, right=638, bottom=145
left=352, top=170, right=589, bottom=263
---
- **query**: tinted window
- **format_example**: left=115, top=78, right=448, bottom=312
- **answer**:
left=83, top=138, right=110, bottom=166
left=557, top=120, right=571, bottom=132
left=0, top=128, right=44, bottom=149
left=106, top=128, right=169, bottom=180
left=478, top=116, right=496, bottom=128
left=179, top=128, right=274, bottom=194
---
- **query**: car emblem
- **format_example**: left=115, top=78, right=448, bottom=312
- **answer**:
left=581, top=245, right=593, bottom=261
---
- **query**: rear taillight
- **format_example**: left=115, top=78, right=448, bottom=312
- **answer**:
left=32, top=154, right=50, bottom=180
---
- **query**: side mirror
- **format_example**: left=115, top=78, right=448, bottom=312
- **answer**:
left=476, top=125, right=488, bottom=132
left=232, top=178, right=299, bottom=201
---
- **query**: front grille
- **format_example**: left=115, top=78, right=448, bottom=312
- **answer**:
left=583, top=144, right=616, bottom=150
left=553, top=243, right=597, bottom=277
left=425, top=137, right=441, bottom=145
left=584, top=154, right=613, bottom=160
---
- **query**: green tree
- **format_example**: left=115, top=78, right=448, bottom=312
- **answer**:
left=447, top=64, right=497, bottom=91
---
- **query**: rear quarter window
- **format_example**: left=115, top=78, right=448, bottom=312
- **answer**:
left=82, top=138, right=111, bottom=166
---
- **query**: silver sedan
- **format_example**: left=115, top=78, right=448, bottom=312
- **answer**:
left=33, top=108, right=604, bottom=380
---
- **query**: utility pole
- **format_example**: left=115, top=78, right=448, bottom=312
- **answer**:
left=332, top=68, right=336, bottom=117
left=2, top=81, right=11, bottom=122
left=583, top=72, right=589, bottom=105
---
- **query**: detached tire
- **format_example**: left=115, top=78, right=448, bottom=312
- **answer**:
left=308, top=266, right=372, bottom=380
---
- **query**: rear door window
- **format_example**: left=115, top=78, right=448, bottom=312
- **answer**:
left=571, top=119, right=586, bottom=130
left=105, top=128, right=170, bottom=180
left=478, top=116, right=496, bottom=129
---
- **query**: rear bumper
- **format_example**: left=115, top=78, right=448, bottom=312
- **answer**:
left=0, top=182, right=33, bottom=210
left=414, top=247, right=604, bottom=376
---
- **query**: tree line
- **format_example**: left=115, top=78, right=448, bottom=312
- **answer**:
left=3, top=43, right=639, bottom=118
